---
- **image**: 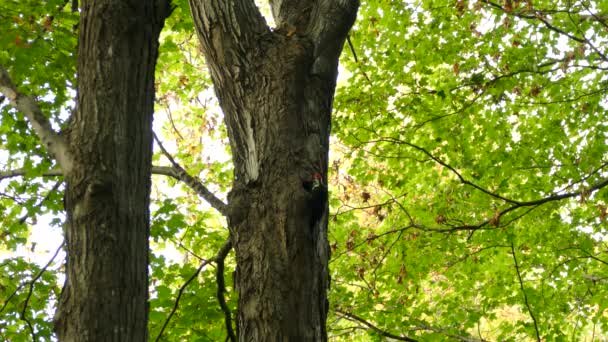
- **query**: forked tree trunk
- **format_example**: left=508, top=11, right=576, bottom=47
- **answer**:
left=188, top=0, right=359, bottom=340
left=53, top=1, right=169, bottom=340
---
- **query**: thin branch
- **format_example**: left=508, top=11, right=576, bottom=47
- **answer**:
left=154, top=259, right=214, bottom=342
left=393, top=138, right=521, bottom=204
left=0, top=168, right=63, bottom=181
left=164, top=103, right=185, bottom=141
left=373, top=137, right=608, bottom=231
left=0, top=65, right=73, bottom=173
left=347, top=34, right=371, bottom=83
left=334, top=308, right=418, bottom=341
left=510, top=243, right=541, bottom=342
left=480, top=1, right=584, bottom=40
left=20, top=241, right=65, bottom=342
left=410, top=324, right=489, bottom=342
left=154, top=238, right=233, bottom=342
left=0, top=279, right=27, bottom=315
left=170, top=238, right=205, bottom=262
left=346, top=35, right=359, bottom=63
left=580, top=2, right=608, bottom=29
left=0, top=166, right=194, bottom=181
left=371, top=230, right=404, bottom=279
left=215, top=239, right=236, bottom=342
left=153, top=132, right=228, bottom=216
left=566, top=6, right=608, bottom=62
left=481, top=0, right=608, bottom=62
left=18, top=180, right=62, bottom=225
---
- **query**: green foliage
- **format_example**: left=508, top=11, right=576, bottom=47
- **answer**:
left=330, top=0, right=608, bottom=340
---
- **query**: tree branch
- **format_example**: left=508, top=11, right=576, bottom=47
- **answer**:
left=385, top=138, right=521, bottom=204
left=372, top=137, right=608, bottom=233
left=0, top=168, right=63, bottom=181
left=410, top=324, right=489, bottom=342
left=0, top=165, right=229, bottom=216
left=154, top=238, right=233, bottom=342
left=0, top=166, right=186, bottom=181
left=153, top=133, right=228, bottom=216
left=215, top=239, right=236, bottom=342
left=20, top=240, right=65, bottom=342
left=334, top=308, right=418, bottom=341
left=480, top=0, right=608, bottom=61
left=0, top=65, right=73, bottom=174
left=510, top=243, right=541, bottom=342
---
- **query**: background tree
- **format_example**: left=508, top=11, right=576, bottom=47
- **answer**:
left=0, top=0, right=171, bottom=340
left=2, top=0, right=608, bottom=341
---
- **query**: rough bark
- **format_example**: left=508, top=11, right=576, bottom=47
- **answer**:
left=188, top=0, right=359, bottom=340
left=52, top=1, right=170, bottom=341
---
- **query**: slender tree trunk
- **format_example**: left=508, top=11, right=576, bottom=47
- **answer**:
left=189, top=1, right=359, bottom=340
left=53, top=1, right=169, bottom=340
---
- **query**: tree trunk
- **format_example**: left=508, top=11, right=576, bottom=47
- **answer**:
left=188, top=1, right=359, bottom=340
left=53, top=1, right=169, bottom=341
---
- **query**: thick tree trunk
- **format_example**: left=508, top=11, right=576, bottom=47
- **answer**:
left=189, top=1, right=359, bottom=340
left=53, top=1, right=169, bottom=341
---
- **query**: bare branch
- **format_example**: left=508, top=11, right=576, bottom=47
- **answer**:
left=346, top=35, right=372, bottom=83
left=383, top=138, right=521, bottom=204
left=0, top=65, right=73, bottom=174
left=372, top=138, right=608, bottom=232
left=510, top=244, right=541, bottom=342
left=0, top=168, right=63, bottom=181
left=154, top=238, right=233, bottom=342
left=336, top=307, right=488, bottom=342
left=334, top=308, right=418, bottom=341
left=215, top=239, right=236, bottom=342
left=0, top=166, right=193, bottom=182
left=21, top=241, right=65, bottom=342
left=410, top=324, right=489, bottom=342
left=153, top=132, right=228, bottom=216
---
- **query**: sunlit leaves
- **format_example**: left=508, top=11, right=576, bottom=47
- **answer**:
left=330, top=0, right=608, bottom=340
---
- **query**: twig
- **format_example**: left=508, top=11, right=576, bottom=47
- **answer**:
left=20, top=241, right=65, bottom=342
left=164, top=103, right=185, bottom=141
left=152, top=132, right=228, bottom=216
left=510, top=243, right=541, bottom=342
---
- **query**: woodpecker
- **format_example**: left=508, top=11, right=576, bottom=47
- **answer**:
left=309, top=172, right=328, bottom=227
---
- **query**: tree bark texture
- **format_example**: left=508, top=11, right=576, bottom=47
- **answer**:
left=188, top=1, right=359, bottom=340
left=53, top=1, right=169, bottom=341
